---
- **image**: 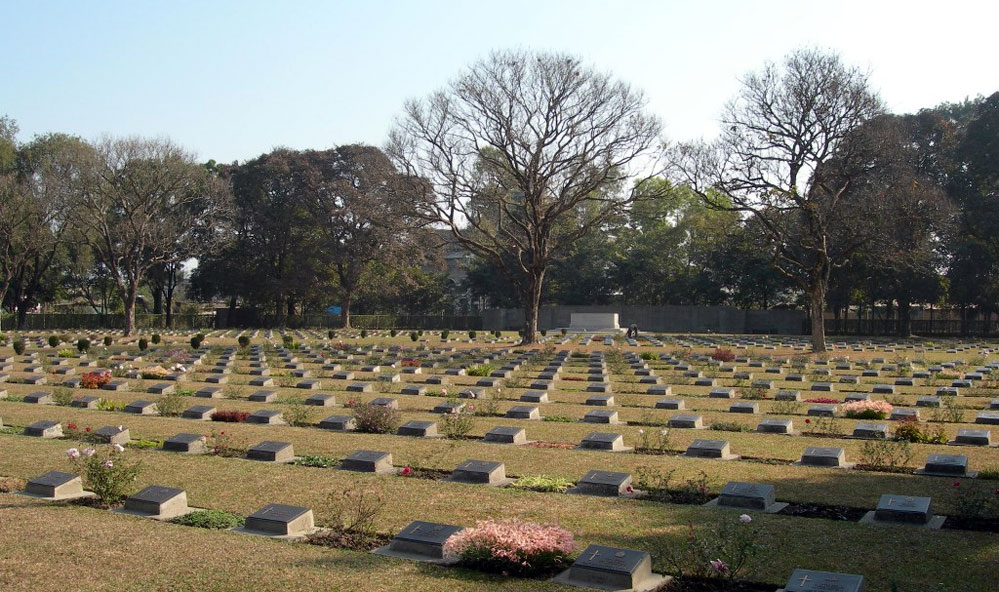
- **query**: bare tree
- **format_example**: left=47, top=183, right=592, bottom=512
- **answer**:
left=76, top=137, right=231, bottom=335
left=674, top=48, right=884, bottom=351
left=388, top=49, right=665, bottom=343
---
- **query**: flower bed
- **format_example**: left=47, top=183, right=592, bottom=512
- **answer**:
left=842, top=399, right=892, bottom=419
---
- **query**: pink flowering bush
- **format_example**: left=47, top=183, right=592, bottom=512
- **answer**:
left=65, top=443, right=142, bottom=507
left=443, top=519, right=575, bottom=577
left=842, top=400, right=893, bottom=419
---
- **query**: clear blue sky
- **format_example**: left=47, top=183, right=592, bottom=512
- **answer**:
left=2, top=0, right=996, bottom=163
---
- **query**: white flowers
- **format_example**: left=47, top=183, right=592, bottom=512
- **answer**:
left=66, top=447, right=80, bottom=460
left=82, top=448, right=96, bottom=457
left=112, top=443, right=125, bottom=453
left=637, top=428, right=645, bottom=434
left=103, top=459, right=113, bottom=468
left=739, top=514, right=752, bottom=523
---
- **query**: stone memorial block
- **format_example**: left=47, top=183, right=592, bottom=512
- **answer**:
left=341, top=450, right=394, bottom=473
left=797, top=446, right=852, bottom=468
left=247, top=440, right=295, bottom=463
left=182, top=405, right=216, bottom=420
left=582, top=409, right=619, bottom=424
left=24, top=392, right=54, bottom=405
left=432, top=400, right=464, bottom=414
left=693, top=378, right=716, bottom=387
left=296, top=379, right=320, bottom=390
left=918, top=454, right=973, bottom=477
left=684, top=439, right=738, bottom=460
left=851, top=422, right=888, bottom=439
left=70, top=395, right=101, bottom=409
left=475, top=377, right=499, bottom=388
left=375, top=520, right=464, bottom=562
left=94, top=425, right=130, bottom=445
left=450, top=459, right=511, bottom=486
left=148, top=383, right=175, bottom=395
left=24, top=471, right=87, bottom=500
left=248, top=390, right=276, bottom=402
left=124, top=485, right=189, bottom=518
left=101, top=380, right=128, bottom=391
left=869, top=494, right=934, bottom=525
left=580, top=432, right=628, bottom=452
left=730, top=402, right=758, bottom=414
left=953, top=428, right=992, bottom=446
left=655, top=398, right=684, bottom=410
left=810, top=382, right=835, bottom=392
left=204, top=374, right=229, bottom=385
left=119, top=397, right=157, bottom=414
left=248, top=377, right=274, bottom=387
left=520, top=391, right=548, bottom=403
left=573, top=470, right=633, bottom=497
left=163, top=433, right=207, bottom=453
left=714, top=481, right=781, bottom=512
left=346, top=382, right=373, bottom=393
left=709, top=388, right=735, bottom=399
left=483, top=426, right=527, bottom=444
left=195, top=386, right=223, bottom=399
left=780, top=569, right=864, bottom=592
left=246, top=409, right=284, bottom=425
left=305, top=394, right=336, bottom=407
left=890, top=408, right=919, bottom=421
left=646, top=385, right=672, bottom=396
left=23, top=419, right=63, bottom=439
left=807, top=404, right=837, bottom=417
left=895, top=378, right=916, bottom=387
left=776, top=390, right=801, bottom=401
left=505, top=405, right=541, bottom=420
left=786, top=374, right=805, bottom=382
left=975, top=412, right=999, bottom=425
left=369, top=397, right=398, bottom=409
left=401, top=385, right=427, bottom=396
left=318, top=415, right=355, bottom=431
left=553, top=544, right=663, bottom=592
left=757, top=418, right=793, bottom=434
left=668, top=414, right=704, bottom=429
left=916, top=395, right=941, bottom=408
left=585, top=395, right=614, bottom=406
left=249, top=368, right=271, bottom=376
left=936, top=387, right=959, bottom=397
left=398, top=420, right=438, bottom=438
left=585, top=383, right=611, bottom=393
left=332, top=371, right=355, bottom=380
left=244, top=503, right=315, bottom=537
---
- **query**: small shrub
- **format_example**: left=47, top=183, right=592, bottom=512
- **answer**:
left=349, top=400, right=402, bottom=434
left=53, top=387, right=75, bottom=407
left=360, top=329, right=368, bottom=339
left=171, top=509, right=245, bottom=529
left=65, top=444, right=142, bottom=507
left=771, top=399, right=802, bottom=415
left=443, top=519, right=575, bottom=578
left=441, top=329, right=450, bottom=340
left=238, top=335, right=250, bottom=348
left=710, top=421, right=752, bottom=433
left=640, top=352, right=657, bottom=361
left=96, top=399, right=123, bottom=412
left=81, top=370, right=112, bottom=390
left=293, top=455, right=341, bottom=468
left=842, top=400, right=893, bottom=420
left=157, top=391, right=187, bottom=417
left=76, top=338, right=91, bottom=353
left=929, top=398, right=965, bottom=423
left=137, top=338, right=148, bottom=351
left=738, top=386, right=768, bottom=400
left=13, top=340, right=25, bottom=355
left=57, top=348, right=75, bottom=358
left=48, top=335, right=60, bottom=347
left=711, top=347, right=735, bottom=362
left=510, top=475, right=575, bottom=493
left=210, top=410, right=249, bottom=423
left=316, top=485, right=384, bottom=537
left=859, top=439, right=912, bottom=471
left=410, top=331, right=418, bottom=342
left=494, top=330, right=502, bottom=338
left=636, top=426, right=673, bottom=454
left=653, top=515, right=768, bottom=581
left=190, top=336, right=202, bottom=350
left=206, top=429, right=246, bottom=457
left=103, top=336, right=112, bottom=347
left=439, top=398, right=476, bottom=439
left=542, top=415, right=574, bottom=423
left=952, top=481, right=999, bottom=521
left=893, top=417, right=946, bottom=444
left=802, top=415, right=841, bottom=436
left=284, top=400, right=314, bottom=427
left=539, top=329, right=547, bottom=337
left=151, top=334, right=161, bottom=344
left=468, top=330, right=477, bottom=339
left=636, top=467, right=712, bottom=504
left=466, top=364, right=495, bottom=377
left=560, top=328, right=567, bottom=336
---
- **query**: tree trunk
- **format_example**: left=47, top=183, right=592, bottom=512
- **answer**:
left=808, top=281, right=827, bottom=352
left=341, top=291, right=353, bottom=329
left=152, top=287, right=163, bottom=315
left=123, top=284, right=138, bottom=336
left=16, top=301, right=28, bottom=330
left=897, top=298, right=911, bottom=337
left=165, top=290, right=174, bottom=329
left=0, top=278, right=10, bottom=332
left=521, top=271, right=544, bottom=345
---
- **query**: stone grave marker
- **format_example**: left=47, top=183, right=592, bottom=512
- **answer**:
left=916, top=454, right=975, bottom=478
left=450, top=459, right=512, bottom=486
left=552, top=544, right=665, bottom=592
left=163, top=433, right=207, bottom=454
left=94, top=426, right=130, bottom=445
left=861, top=494, right=942, bottom=528
left=24, top=420, right=63, bottom=438
left=247, top=441, right=295, bottom=463
left=370, top=397, right=398, bottom=409
left=779, top=569, right=864, bottom=592
left=319, top=415, right=355, bottom=431
left=124, top=400, right=158, bottom=415
left=373, top=520, right=464, bottom=563
left=850, top=422, right=888, bottom=439
left=505, top=405, right=541, bottom=420
left=797, top=446, right=853, bottom=469
left=182, top=405, right=215, bottom=420
left=684, top=439, right=738, bottom=460
left=579, top=432, right=629, bottom=452
left=305, top=394, right=336, bottom=407
left=398, top=420, right=439, bottom=438
left=243, top=503, right=315, bottom=537
left=483, top=426, right=527, bottom=445
left=341, top=450, right=394, bottom=473
left=710, top=481, right=787, bottom=513
left=952, top=428, right=992, bottom=446
left=571, top=470, right=633, bottom=497
left=123, top=485, right=190, bottom=519
left=71, top=396, right=101, bottom=409
left=668, top=414, right=704, bottom=429
left=23, top=471, right=91, bottom=500
left=757, top=418, right=793, bottom=435
left=247, top=409, right=284, bottom=425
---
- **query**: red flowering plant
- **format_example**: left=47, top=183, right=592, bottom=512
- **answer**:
left=443, top=519, right=576, bottom=578
left=80, top=370, right=112, bottom=390
left=952, top=480, right=999, bottom=522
